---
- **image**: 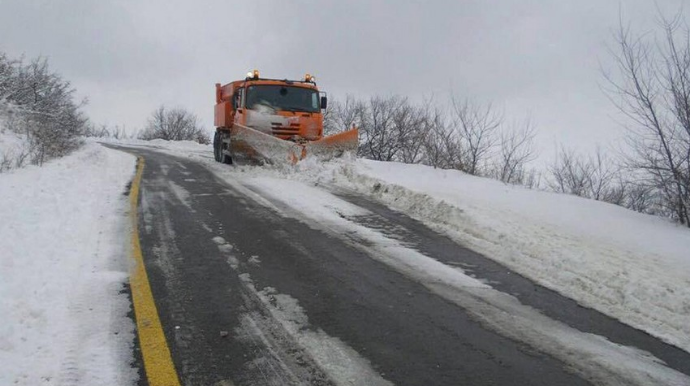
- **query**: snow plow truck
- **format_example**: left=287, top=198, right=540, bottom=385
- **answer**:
left=213, top=70, right=358, bottom=164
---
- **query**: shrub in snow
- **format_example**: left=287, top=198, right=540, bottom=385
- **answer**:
left=0, top=52, right=88, bottom=170
left=138, top=105, right=210, bottom=145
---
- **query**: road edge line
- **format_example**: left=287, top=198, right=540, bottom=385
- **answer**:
left=129, top=156, right=181, bottom=386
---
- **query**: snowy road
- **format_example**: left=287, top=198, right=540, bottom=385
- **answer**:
left=116, top=145, right=690, bottom=386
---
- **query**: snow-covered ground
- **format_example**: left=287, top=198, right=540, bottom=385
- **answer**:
left=4, top=136, right=689, bottom=384
left=0, top=128, right=25, bottom=155
left=0, top=124, right=29, bottom=171
left=112, top=138, right=690, bottom=356
left=0, top=141, right=138, bottom=385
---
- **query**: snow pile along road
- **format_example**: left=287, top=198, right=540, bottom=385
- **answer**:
left=0, top=143, right=138, bottom=385
left=0, top=126, right=29, bottom=170
left=0, top=128, right=26, bottom=155
left=313, top=159, right=690, bottom=353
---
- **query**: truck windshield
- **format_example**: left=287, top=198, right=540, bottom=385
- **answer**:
left=245, top=85, right=320, bottom=113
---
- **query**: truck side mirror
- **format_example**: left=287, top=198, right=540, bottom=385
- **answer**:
left=320, top=96, right=328, bottom=110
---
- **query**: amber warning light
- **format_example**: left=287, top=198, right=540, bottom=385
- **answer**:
left=246, top=69, right=260, bottom=80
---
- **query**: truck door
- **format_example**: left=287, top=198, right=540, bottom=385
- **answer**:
left=234, top=88, right=245, bottom=125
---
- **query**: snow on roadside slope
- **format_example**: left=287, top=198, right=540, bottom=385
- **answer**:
left=111, top=139, right=690, bottom=354
left=0, top=128, right=25, bottom=155
left=0, top=143, right=138, bottom=385
left=0, top=126, right=29, bottom=170
left=312, top=159, right=690, bottom=353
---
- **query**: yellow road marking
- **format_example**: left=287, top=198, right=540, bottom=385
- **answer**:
left=129, top=156, right=181, bottom=386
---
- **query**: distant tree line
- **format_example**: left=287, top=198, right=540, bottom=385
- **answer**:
left=325, top=94, right=540, bottom=186
left=0, top=52, right=88, bottom=171
left=138, top=106, right=210, bottom=144
left=87, top=105, right=210, bottom=145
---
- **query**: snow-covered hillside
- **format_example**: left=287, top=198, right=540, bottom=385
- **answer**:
left=0, top=142, right=138, bottom=385
left=114, top=138, right=690, bottom=354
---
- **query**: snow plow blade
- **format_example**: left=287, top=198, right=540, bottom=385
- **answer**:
left=305, top=128, right=359, bottom=160
left=229, top=124, right=358, bottom=165
left=229, top=124, right=303, bottom=164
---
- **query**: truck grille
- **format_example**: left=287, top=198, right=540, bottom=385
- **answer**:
left=272, top=127, right=300, bottom=136
left=271, top=124, right=300, bottom=136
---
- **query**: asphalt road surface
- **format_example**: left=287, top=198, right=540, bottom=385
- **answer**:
left=115, top=145, right=690, bottom=386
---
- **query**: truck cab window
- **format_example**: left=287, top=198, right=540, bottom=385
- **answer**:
left=245, top=85, right=319, bottom=113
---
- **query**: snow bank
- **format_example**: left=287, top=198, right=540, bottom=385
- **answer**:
left=0, top=143, right=138, bottom=385
left=0, top=129, right=25, bottom=152
left=0, top=125, right=29, bottom=170
left=316, top=159, right=690, bottom=353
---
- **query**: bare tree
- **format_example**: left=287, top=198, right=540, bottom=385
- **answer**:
left=139, top=106, right=210, bottom=144
left=84, top=123, right=111, bottom=138
left=492, top=119, right=538, bottom=184
left=421, top=123, right=446, bottom=168
left=586, top=147, right=622, bottom=202
left=522, top=168, right=544, bottom=190
left=326, top=94, right=540, bottom=186
left=604, top=12, right=690, bottom=226
left=449, top=97, right=503, bottom=176
left=548, top=145, right=626, bottom=206
left=323, top=95, right=365, bottom=136
left=394, top=98, right=432, bottom=164
left=424, top=117, right=466, bottom=170
left=112, top=126, right=129, bottom=140
left=0, top=53, right=19, bottom=100
left=624, top=180, right=658, bottom=214
left=548, top=146, right=593, bottom=197
left=84, top=123, right=131, bottom=139
left=327, top=95, right=455, bottom=167
left=358, top=96, right=403, bottom=161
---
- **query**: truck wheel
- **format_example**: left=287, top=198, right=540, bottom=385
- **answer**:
left=220, top=133, right=232, bottom=164
left=213, top=132, right=222, bottom=162
left=222, top=148, right=232, bottom=164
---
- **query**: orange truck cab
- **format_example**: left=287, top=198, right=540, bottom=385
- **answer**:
left=214, top=70, right=327, bottom=143
left=213, top=70, right=356, bottom=165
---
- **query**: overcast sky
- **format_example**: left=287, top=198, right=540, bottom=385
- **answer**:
left=2, top=0, right=689, bottom=160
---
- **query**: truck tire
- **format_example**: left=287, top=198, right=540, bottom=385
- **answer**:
left=213, top=132, right=222, bottom=162
left=218, top=132, right=232, bottom=164
left=222, top=149, right=232, bottom=164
